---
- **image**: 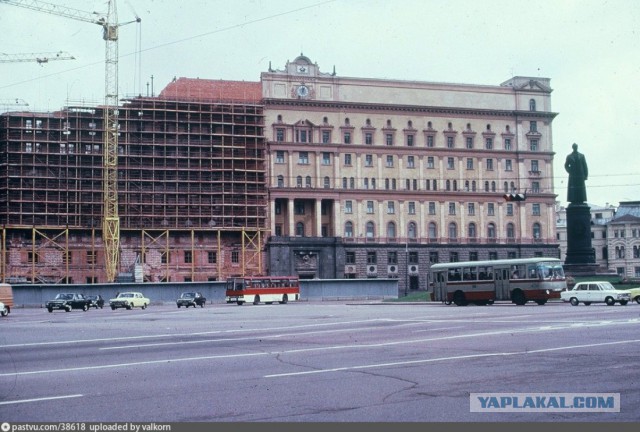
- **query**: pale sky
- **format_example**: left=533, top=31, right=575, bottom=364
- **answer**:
left=1, top=0, right=638, bottom=209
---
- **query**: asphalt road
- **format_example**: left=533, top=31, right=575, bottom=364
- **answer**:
left=1, top=300, right=639, bottom=423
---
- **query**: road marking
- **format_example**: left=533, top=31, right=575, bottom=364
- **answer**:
left=0, top=394, right=83, bottom=406
left=265, top=338, right=640, bottom=378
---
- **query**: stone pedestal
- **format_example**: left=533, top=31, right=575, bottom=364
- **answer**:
left=564, top=203, right=596, bottom=275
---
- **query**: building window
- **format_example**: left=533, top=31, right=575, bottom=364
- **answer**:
left=367, top=201, right=375, bottom=214
left=448, top=202, right=456, bottom=215
left=295, top=129, right=310, bottom=143
left=428, top=222, right=437, bottom=240
left=529, top=99, right=536, bottom=111
left=532, top=223, right=541, bottom=240
left=305, top=176, right=312, bottom=187
left=506, top=203, right=513, bottom=216
left=429, top=251, right=439, bottom=264
left=343, top=132, right=351, bottom=144
left=428, top=202, right=436, bottom=215
left=465, top=137, right=474, bottom=149
left=506, top=223, right=515, bottom=240
left=295, top=201, right=305, bottom=215
left=386, top=155, right=394, bottom=167
left=505, top=159, right=512, bottom=171
left=488, top=252, right=498, bottom=260
left=345, top=200, right=353, bottom=214
left=427, top=156, right=435, bottom=169
left=485, top=138, right=493, bottom=149
left=275, top=201, right=282, bottom=215
left=298, top=152, right=309, bottom=164
left=532, top=181, right=540, bottom=193
left=344, top=154, right=352, bottom=165
left=504, top=138, right=512, bottom=150
left=487, top=223, right=496, bottom=239
left=277, top=175, right=284, bottom=187
left=324, top=176, right=330, bottom=188
left=346, top=251, right=355, bottom=263
left=406, top=134, right=415, bottom=147
left=448, top=223, right=457, bottom=239
left=296, top=176, right=303, bottom=187
left=450, top=251, right=459, bottom=262
left=530, top=121, right=537, bottom=132
left=408, top=222, right=417, bottom=239
left=387, top=222, right=396, bottom=239
left=468, top=223, right=477, bottom=239
left=296, top=222, right=305, bottom=237
left=367, top=251, right=377, bottom=264
left=407, top=155, right=415, bottom=168
left=426, top=135, right=434, bottom=148
left=365, top=154, right=373, bottom=167
left=365, top=132, right=373, bottom=145
left=184, top=251, right=193, bottom=264
left=276, top=128, right=285, bottom=142
left=322, top=130, right=331, bottom=143
left=447, top=157, right=455, bottom=169
left=408, top=201, right=416, bottom=215
left=344, top=221, right=353, bottom=237
left=161, top=252, right=169, bottom=264
left=446, top=136, right=454, bottom=148
left=275, top=151, right=285, bottom=163
left=87, top=251, right=96, bottom=265
left=532, top=203, right=541, bottom=216
left=322, top=152, right=331, bottom=165
left=387, top=201, right=395, bottom=214
left=487, top=203, right=495, bottom=216
left=531, top=160, right=539, bottom=172
left=466, top=158, right=474, bottom=170
left=366, top=222, right=376, bottom=238
left=386, top=133, right=393, bottom=146
left=467, top=203, right=475, bottom=216
left=486, top=158, right=494, bottom=170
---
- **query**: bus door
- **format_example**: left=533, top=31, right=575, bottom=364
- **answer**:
left=495, top=268, right=510, bottom=300
left=433, top=271, right=449, bottom=303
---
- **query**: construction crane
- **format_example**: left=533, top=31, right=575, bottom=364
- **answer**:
left=0, top=0, right=141, bottom=282
left=0, top=51, right=75, bottom=64
left=0, top=99, right=29, bottom=111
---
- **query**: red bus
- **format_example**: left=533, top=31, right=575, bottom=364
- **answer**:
left=430, top=257, right=567, bottom=306
left=225, top=276, right=300, bottom=305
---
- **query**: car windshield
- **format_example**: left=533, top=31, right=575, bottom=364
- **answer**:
left=55, top=293, right=73, bottom=300
left=181, top=293, right=196, bottom=298
left=599, top=282, right=615, bottom=290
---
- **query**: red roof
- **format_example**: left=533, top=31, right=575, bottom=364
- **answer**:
left=158, top=77, right=262, bottom=103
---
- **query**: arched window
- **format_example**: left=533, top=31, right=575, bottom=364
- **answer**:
left=387, top=222, right=396, bottom=239
left=484, top=181, right=489, bottom=192
left=371, top=178, right=376, bottom=189
left=468, top=223, right=477, bottom=238
left=510, top=181, right=515, bottom=192
left=342, top=177, right=347, bottom=188
left=427, top=121, right=432, bottom=128
left=344, top=221, right=353, bottom=237
left=453, top=180, right=458, bottom=191
left=446, top=180, right=451, bottom=191
left=532, top=223, right=541, bottom=240
left=366, top=221, right=376, bottom=238
left=529, top=99, right=536, bottom=111
left=345, top=118, right=350, bottom=125
left=433, top=179, right=437, bottom=191
left=277, top=175, right=284, bottom=187
left=504, top=181, right=509, bottom=193
left=296, top=176, right=302, bottom=187
left=323, top=176, right=330, bottom=188
left=448, top=222, right=458, bottom=239
left=491, top=181, right=496, bottom=192
left=277, top=114, right=283, bottom=122
left=472, top=181, right=476, bottom=192
left=349, top=177, right=355, bottom=189
left=506, top=223, right=515, bottom=239
left=296, top=222, right=305, bottom=237
left=305, top=176, right=312, bottom=187
left=408, top=222, right=417, bottom=239
left=487, top=223, right=496, bottom=239
left=428, top=222, right=437, bottom=240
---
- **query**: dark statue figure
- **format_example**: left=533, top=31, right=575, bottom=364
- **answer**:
left=564, top=143, right=588, bottom=203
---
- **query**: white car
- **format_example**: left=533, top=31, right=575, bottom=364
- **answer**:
left=561, top=281, right=630, bottom=306
left=0, top=301, right=8, bottom=317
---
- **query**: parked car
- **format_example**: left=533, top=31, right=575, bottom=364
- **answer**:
left=86, top=294, right=105, bottom=309
left=560, top=281, right=631, bottom=306
left=176, top=292, right=206, bottom=308
left=46, top=293, right=92, bottom=312
left=0, top=301, right=8, bottom=317
left=621, top=287, right=640, bottom=304
left=109, top=292, right=150, bottom=310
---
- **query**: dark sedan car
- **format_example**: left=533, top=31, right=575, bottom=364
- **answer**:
left=46, top=293, right=91, bottom=312
left=176, top=292, right=206, bottom=308
left=86, top=295, right=105, bottom=309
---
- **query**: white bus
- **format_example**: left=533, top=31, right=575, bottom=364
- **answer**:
left=429, top=257, right=567, bottom=306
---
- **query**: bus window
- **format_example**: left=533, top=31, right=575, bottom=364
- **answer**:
left=478, top=266, right=493, bottom=280
left=463, top=267, right=477, bottom=281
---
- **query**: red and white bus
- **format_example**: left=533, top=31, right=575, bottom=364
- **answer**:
left=225, top=276, right=300, bottom=305
left=430, top=257, right=567, bottom=306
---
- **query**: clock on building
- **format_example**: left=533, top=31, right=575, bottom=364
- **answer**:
left=296, top=85, right=309, bottom=97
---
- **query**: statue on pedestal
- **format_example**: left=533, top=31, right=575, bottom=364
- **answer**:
left=564, top=143, right=588, bottom=203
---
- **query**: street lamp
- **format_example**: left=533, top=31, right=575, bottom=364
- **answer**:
left=404, top=241, right=409, bottom=297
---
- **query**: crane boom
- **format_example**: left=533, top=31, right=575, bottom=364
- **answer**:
left=0, top=51, right=75, bottom=64
left=0, top=0, right=139, bottom=283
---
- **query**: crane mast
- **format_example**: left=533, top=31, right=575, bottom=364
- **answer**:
left=0, top=0, right=139, bottom=282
